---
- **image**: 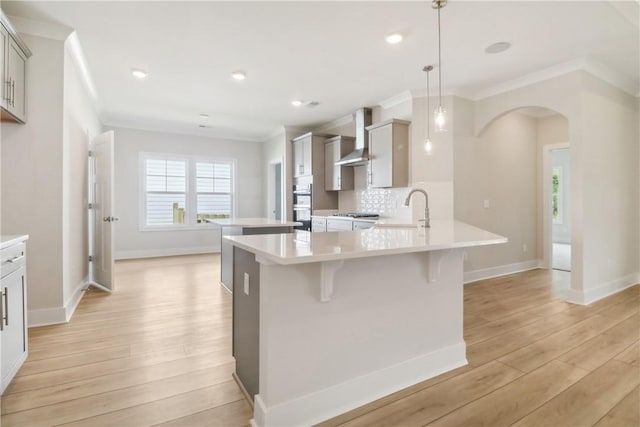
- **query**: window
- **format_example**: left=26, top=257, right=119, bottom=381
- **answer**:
left=141, top=153, right=235, bottom=230
left=552, top=167, right=563, bottom=224
left=195, top=161, right=233, bottom=223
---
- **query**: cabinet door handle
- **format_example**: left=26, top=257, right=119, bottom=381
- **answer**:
left=4, top=79, right=11, bottom=102
left=6, top=255, right=24, bottom=263
left=4, top=287, right=8, bottom=326
left=0, top=289, right=4, bottom=331
left=11, top=80, right=15, bottom=107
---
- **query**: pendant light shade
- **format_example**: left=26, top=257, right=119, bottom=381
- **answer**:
left=433, top=0, right=447, bottom=133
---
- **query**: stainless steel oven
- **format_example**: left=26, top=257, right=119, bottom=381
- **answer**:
left=293, top=184, right=312, bottom=231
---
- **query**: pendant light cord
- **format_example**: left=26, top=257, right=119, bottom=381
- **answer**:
left=437, top=1, right=442, bottom=105
left=426, top=69, right=431, bottom=138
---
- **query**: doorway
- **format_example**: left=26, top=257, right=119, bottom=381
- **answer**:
left=550, top=148, right=571, bottom=271
left=542, top=143, right=571, bottom=272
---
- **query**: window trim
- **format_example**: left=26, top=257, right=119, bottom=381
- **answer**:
left=139, top=152, right=237, bottom=231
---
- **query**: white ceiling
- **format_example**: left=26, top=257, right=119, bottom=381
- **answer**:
left=3, top=1, right=639, bottom=142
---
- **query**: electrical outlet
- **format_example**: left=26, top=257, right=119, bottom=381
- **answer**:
left=483, top=199, right=490, bottom=209
left=522, top=243, right=527, bottom=253
left=244, top=273, right=250, bottom=295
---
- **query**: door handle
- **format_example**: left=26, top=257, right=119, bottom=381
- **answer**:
left=103, top=216, right=119, bottom=222
left=11, top=80, right=15, bottom=107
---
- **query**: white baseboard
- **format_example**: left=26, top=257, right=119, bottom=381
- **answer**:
left=567, top=272, right=640, bottom=305
left=64, top=276, right=88, bottom=322
left=28, top=306, right=67, bottom=327
left=251, top=342, right=467, bottom=427
left=464, top=259, right=541, bottom=284
left=29, top=277, right=89, bottom=327
left=115, top=246, right=219, bottom=260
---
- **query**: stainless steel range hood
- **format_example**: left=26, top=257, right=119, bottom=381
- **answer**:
left=335, top=108, right=372, bottom=166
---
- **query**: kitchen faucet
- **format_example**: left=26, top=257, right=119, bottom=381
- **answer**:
left=404, top=188, right=430, bottom=228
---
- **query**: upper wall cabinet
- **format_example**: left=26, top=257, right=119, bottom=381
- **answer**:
left=324, top=135, right=355, bottom=191
left=0, top=11, right=31, bottom=124
left=367, top=119, right=410, bottom=188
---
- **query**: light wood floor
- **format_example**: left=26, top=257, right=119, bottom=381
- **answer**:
left=1, top=255, right=638, bottom=426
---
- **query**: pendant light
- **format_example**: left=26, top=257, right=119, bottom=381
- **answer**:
left=433, top=0, right=447, bottom=133
left=422, top=65, right=434, bottom=155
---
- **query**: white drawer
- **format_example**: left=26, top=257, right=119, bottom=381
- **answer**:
left=352, top=220, right=374, bottom=230
left=326, top=218, right=353, bottom=232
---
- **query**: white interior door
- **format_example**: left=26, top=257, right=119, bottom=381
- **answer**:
left=90, top=131, right=116, bottom=291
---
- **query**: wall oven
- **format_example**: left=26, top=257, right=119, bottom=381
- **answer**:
left=293, top=184, right=312, bottom=231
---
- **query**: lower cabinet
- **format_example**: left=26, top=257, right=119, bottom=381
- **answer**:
left=311, top=217, right=327, bottom=232
left=0, top=237, right=28, bottom=394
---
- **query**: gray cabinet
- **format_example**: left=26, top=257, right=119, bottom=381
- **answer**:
left=324, top=136, right=355, bottom=191
left=292, top=132, right=338, bottom=211
left=367, top=119, right=410, bottom=188
left=0, top=13, right=30, bottom=124
left=0, top=239, right=28, bottom=394
left=292, top=136, right=312, bottom=178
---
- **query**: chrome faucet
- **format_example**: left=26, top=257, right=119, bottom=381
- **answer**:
left=404, top=188, right=430, bottom=228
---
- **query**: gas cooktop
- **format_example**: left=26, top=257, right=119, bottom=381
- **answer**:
left=330, top=213, right=380, bottom=219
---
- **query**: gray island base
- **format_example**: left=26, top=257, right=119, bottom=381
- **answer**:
left=226, top=221, right=507, bottom=426
left=206, top=218, right=300, bottom=292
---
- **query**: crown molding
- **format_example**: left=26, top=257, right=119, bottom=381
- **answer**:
left=7, top=14, right=72, bottom=41
left=473, top=58, right=638, bottom=100
left=314, top=113, right=353, bottom=133
left=378, top=90, right=412, bottom=110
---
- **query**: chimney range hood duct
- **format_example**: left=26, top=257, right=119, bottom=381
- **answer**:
left=335, top=108, right=372, bottom=166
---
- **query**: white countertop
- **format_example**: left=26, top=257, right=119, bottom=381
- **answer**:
left=206, top=218, right=301, bottom=228
left=1, top=235, right=29, bottom=250
left=225, top=220, right=507, bottom=265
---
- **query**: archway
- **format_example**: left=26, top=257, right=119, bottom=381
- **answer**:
left=457, top=105, right=571, bottom=296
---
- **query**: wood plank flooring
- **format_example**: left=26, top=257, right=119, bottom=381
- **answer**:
left=1, top=255, right=638, bottom=426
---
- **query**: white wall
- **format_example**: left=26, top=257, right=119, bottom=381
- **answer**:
left=578, top=74, right=639, bottom=302
left=113, top=127, right=263, bottom=259
left=455, top=111, right=540, bottom=275
left=1, top=34, right=66, bottom=323
left=263, top=129, right=285, bottom=219
left=62, top=35, right=102, bottom=312
left=474, top=70, right=639, bottom=303
left=1, top=31, right=99, bottom=326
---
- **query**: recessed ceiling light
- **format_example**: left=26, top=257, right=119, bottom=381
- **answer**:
left=131, top=68, right=148, bottom=79
left=385, top=33, right=403, bottom=45
left=199, top=114, right=209, bottom=119
left=231, top=70, right=246, bottom=80
left=291, top=100, right=303, bottom=107
left=485, top=42, right=511, bottom=54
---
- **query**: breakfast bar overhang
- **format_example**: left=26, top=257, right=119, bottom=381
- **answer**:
left=225, top=220, right=507, bottom=427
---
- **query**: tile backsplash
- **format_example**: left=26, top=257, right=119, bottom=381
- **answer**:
left=354, top=187, right=412, bottom=219
left=338, top=180, right=454, bottom=221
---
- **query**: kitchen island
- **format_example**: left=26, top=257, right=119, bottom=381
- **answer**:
left=225, top=220, right=507, bottom=427
left=206, top=218, right=301, bottom=292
